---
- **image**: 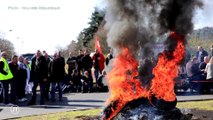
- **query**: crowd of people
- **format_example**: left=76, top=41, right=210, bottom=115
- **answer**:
left=0, top=48, right=113, bottom=105
left=0, top=44, right=212, bottom=105
left=180, top=45, right=213, bottom=81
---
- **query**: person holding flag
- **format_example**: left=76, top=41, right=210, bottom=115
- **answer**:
left=92, top=37, right=105, bottom=87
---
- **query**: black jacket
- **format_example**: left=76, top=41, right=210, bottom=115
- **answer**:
left=9, top=63, right=19, bottom=79
left=196, top=50, right=208, bottom=63
left=76, top=54, right=84, bottom=71
left=106, top=54, right=113, bottom=66
left=30, top=56, right=48, bottom=82
left=82, top=55, right=93, bottom=71
left=66, top=57, right=77, bottom=74
left=49, top=57, right=65, bottom=82
left=0, top=61, right=7, bottom=75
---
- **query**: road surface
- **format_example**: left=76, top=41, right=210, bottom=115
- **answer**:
left=0, top=92, right=213, bottom=120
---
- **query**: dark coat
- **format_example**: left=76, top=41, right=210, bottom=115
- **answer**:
left=191, top=63, right=205, bottom=80
left=30, top=56, right=48, bottom=82
left=105, top=54, right=113, bottom=66
left=66, top=57, right=77, bottom=75
left=82, top=55, right=93, bottom=71
left=199, top=62, right=207, bottom=71
left=0, top=61, right=7, bottom=75
left=196, top=50, right=208, bottom=63
left=71, top=74, right=81, bottom=85
left=9, top=63, right=19, bottom=79
left=76, top=54, right=84, bottom=71
left=49, top=57, right=65, bottom=82
left=18, top=62, right=27, bottom=82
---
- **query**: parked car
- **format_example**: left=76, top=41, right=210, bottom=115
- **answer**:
left=22, top=53, right=53, bottom=62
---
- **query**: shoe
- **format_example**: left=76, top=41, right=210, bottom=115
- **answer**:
left=18, top=98, right=27, bottom=102
left=0, top=103, right=5, bottom=106
left=27, top=101, right=35, bottom=106
left=26, top=92, right=32, bottom=95
left=6, top=103, right=14, bottom=106
left=22, top=98, right=28, bottom=101
left=40, top=101, right=44, bottom=105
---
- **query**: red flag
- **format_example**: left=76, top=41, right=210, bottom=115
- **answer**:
left=95, top=36, right=102, bottom=54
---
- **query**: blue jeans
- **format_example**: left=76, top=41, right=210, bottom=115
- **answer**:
left=51, top=82, right=62, bottom=100
left=94, top=69, right=100, bottom=84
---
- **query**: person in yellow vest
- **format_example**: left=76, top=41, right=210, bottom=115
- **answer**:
left=0, top=51, right=13, bottom=104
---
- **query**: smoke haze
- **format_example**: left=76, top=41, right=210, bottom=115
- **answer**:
left=104, top=0, right=202, bottom=88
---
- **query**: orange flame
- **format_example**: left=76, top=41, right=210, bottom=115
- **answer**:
left=106, top=48, right=149, bottom=120
left=150, top=32, right=185, bottom=101
left=105, top=32, right=185, bottom=119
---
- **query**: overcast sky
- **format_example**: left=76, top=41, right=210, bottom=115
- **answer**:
left=0, top=0, right=212, bottom=55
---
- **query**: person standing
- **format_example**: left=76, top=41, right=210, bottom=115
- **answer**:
left=92, top=49, right=105, bottom=86
left=49, top=52, right=65, bottom=102
left=76, top=50, right=84, bottom=75
left=66, top=52, right=77, bottom=78
left=0, top=51, right=13, bottom=104
left=17, top=56, right=27, bottom=102
left=105, top=48, right=113, bottom=66
left=82, top=50, right=93, bottom=75
left=196, top=46, right=208, bottom=63
left=8, top=55, right=19, bottom=104
left=28, top=50, right=48, bottom=105
left=205, top=57, right=213, bottom=80
left=24, top=57, right=33, bottom=95
left=43, top=51, right=51, bottom=101
left=209, top=44, right=213, bottom=58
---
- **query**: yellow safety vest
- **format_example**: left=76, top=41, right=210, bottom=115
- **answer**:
left=0, top=57, right=13, bottom=80
left=27, top=63, right=31, bottom=70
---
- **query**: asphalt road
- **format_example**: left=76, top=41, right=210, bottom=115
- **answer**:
left=0, top=92, right=213, bottom=120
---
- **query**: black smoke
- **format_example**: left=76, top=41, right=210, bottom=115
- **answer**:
left=104, top=0, right=203, bottom=93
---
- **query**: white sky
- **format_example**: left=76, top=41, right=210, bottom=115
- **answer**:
left=0, top=0, right=212, bottom=55
left=193, top=0, right=213, bottom=29
left=0, top=0, right=104, bottom=55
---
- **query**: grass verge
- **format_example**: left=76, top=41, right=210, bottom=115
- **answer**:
left=177, top=100, right=213, bottom=111
left=15, top=100, right=213, bottom=120
left=15, top=109, right=101, bottom=120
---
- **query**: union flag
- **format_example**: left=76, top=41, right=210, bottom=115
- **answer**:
left=95, top=36, right=102, bottom=54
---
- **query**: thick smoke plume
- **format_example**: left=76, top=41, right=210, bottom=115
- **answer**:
left=104, top=0, right=161, bottom=58
left=105, top=0, right=202, bottom=88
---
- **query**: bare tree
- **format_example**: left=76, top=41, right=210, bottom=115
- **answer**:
left=0, top=38, right=15, bottom=59
left=56, top=40, right=78, bottom=59
left=67, top=40, right=77, bottom=55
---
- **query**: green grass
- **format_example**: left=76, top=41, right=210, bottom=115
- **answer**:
left=177, top=100, right=213, bottom=111
left=15, top=109, right=101, bottom=120
left=15, top=100, right=213, bottom=120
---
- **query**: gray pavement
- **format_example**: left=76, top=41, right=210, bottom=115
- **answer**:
left=0, top=92, right=213, bottom=120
